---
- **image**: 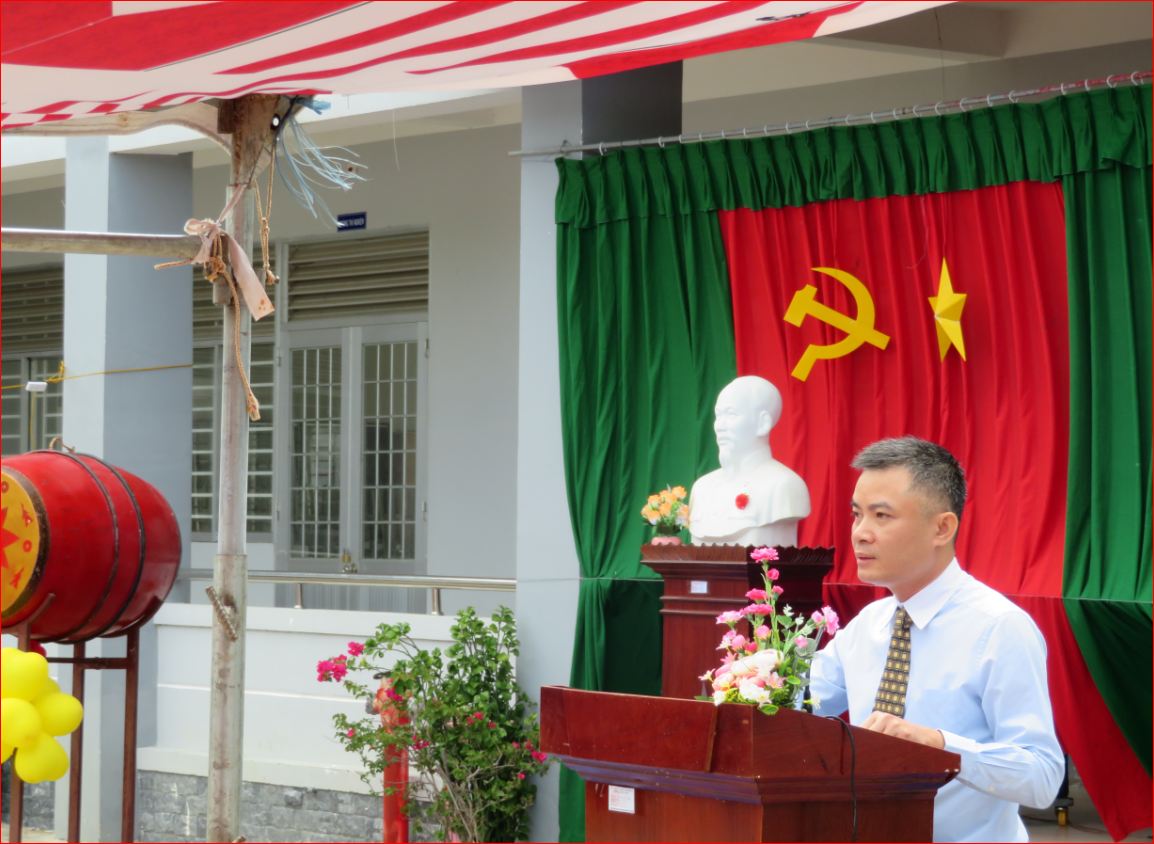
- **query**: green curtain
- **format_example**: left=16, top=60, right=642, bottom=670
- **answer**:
left=557, top=86, right=1151, bottom=226
left=553, top=85, right=1153, bottom=837
left=555, top=207, right=736, bottom=841
left=1062, top=162, right=1153, bottom=772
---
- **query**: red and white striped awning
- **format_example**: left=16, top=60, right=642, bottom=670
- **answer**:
left=1, top=1, right=947, bottom=130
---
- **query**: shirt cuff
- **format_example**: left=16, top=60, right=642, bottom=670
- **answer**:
left=939, top=729, right=983, bottom=772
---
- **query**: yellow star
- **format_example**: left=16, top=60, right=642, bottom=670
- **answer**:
left=928, top=258, right=967, bottom=361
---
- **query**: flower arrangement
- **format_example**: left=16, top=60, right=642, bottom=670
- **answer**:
left=640, top=485, right=690, bottom=536
left=701, top=547, right=840, bottom=715
left=317, top=607, right=550, bottom=843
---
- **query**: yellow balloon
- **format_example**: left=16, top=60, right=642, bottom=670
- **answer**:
left=33, top=678, right=62, bottom=703
left=1, top=646, right=26, bottom=689
left=13, top=734, right=69, bottom=784
left=1, top=698, right=43, bottom=748
left=36, top=693, right=84, bottom=737
left=1, top=742, right=13, bottom=764
left=2, top=650, right=49, bottom=701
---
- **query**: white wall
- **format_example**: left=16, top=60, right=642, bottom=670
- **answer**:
left=189, top=124, right=522, bottom=616
left=139, top=603, right=457, bottom=794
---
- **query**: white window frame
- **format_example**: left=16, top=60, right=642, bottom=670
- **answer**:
left=274, top=319, right=429, bottom=577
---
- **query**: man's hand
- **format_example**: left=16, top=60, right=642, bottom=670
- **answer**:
left=860, top=711, right=946, bottom=749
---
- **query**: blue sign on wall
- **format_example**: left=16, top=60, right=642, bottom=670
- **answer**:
left=337, top=212, right=367, bottom=231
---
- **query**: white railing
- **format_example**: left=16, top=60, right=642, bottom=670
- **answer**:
left=178, top=569, right=515, bottom=614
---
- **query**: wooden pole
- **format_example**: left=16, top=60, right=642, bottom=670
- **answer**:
left=1, top=228, right=202, bottom=258
left=205, top=94, right=279, bottom=844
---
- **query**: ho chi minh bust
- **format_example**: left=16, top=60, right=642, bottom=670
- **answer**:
left=689, top=376, right=811, bottom=547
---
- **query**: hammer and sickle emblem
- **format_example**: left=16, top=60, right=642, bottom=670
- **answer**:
left=783, top=267, right=890, bottom=381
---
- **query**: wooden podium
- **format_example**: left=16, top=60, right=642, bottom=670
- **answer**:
left=541, top=686, right=959, bottom=842
left=641, top=544, right=835, bottom=698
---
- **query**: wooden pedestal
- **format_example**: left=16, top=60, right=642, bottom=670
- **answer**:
left=641, top=545, right=834, bottom=698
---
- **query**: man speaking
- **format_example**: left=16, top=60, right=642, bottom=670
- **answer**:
left=810, top=436, right=1063, bottom=842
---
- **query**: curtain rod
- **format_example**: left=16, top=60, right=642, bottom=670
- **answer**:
left=510, top=70, right=1151, bottom=159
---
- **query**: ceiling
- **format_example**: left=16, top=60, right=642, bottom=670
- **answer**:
left=2, top=1, right=1149, bottom=188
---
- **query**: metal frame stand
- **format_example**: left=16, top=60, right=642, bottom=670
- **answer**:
left=5, top=619, right=141, bottom=843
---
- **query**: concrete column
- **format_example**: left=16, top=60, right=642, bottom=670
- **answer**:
left=515, top=63, right=681, bottom=842
left=60, top=137, right=193, bottom=841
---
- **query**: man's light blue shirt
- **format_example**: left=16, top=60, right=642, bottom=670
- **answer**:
left=810, top=559, right=1064, bottom=842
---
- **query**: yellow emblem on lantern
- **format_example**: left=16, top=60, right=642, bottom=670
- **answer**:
left=1, top=470, right=43, bottom=615
left=783, top=267, right=891, bottom=381
left=929, top=258, right=967, bottom=361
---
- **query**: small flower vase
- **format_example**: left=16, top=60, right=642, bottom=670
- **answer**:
left=651, top=528, right=682, bottom=546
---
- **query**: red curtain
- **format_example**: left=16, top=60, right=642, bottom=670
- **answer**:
left=720, top=182, right=1144, bottom=840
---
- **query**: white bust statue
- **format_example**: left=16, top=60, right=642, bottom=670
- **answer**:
left=689, top=376, right=810, bottom=547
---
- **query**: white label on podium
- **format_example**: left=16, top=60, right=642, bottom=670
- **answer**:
left=607, top=785, right=635, bottom=814
left=689, top=580, right=709, bottom=594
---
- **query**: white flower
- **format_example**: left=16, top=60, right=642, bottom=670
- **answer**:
left=783, top=604, right=794, bottom=617
left=738, top=648, right=780, bottom=676
left=712, top=690, right=728, bottom=705
left=737, top=679, right=771, bottom=704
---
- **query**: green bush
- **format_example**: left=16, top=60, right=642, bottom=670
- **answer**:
left=319, top=607, right=550, bottom=842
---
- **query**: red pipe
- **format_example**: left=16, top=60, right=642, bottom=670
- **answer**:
left=373, top=678, right=409, bottom=843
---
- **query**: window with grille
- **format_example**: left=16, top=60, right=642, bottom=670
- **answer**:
left=362, top=341, right=419, bottom=561
left=1, top=266, right=64, bottom=456
left=290, top=346, right=342, bottom=558
left=190, top=342, right=276, bottom=537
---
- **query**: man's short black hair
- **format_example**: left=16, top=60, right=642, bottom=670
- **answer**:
left=852, top=436, right=967, bottom=523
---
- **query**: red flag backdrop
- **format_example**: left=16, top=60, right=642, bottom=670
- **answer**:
left=720, top=180, right=1149, bottom=838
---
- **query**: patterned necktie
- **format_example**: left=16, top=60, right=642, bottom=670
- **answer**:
left=873, top=606, right=912, bottom=717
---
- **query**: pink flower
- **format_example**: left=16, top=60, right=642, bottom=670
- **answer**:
left=821, top=606, right=840, bottom=634
left=772, top=585, right=784, bottom=596
left=531, top=750, right=548, bottom=763
left=745, top=588, right=767, bottom=601
left=512, top=741, right=521, bottom=749
left=730, top=634, right=747, bottom=651
left=488, top=721, right=497, bottom=730
left=744, top=641, right=758, bottom=654
left=766, top=672, right=785, bottom=689
left=744, top=604, right=772, bottom=617
left=794, top=636, right=808, bottom=649
left=346, top=728, right=356, bottom=738
left=347, top=641, right=365, bottom=656
left=754, top=624, right=771, bottom=640
left=750, top=546, right=780, bottom=563
left=716, top=610, right=744, bottom=625
left=720, top=652, right=735, bottom=666
left=412, top=738, right=430, bottom=750
left=517, top=772, right=526, bottom=780
left=766, top=568, right=780, bottom=581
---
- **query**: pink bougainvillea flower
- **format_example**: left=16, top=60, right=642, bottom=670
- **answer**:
left=531, top=750, right=548, bottom=763
left=745, top=588, right=767, bottom=601
left=735, top=493, right=750, bottom=510
left=750, top=546, right=779, bottom=563
left=511, top=741, right=521, bottom=749
left=517, top=772, right=526, bottom=780
left=346, top=728, right=356, bottom=738
left=347, top=641, right=365, bottom=656
left=488, top=721, right=497, bottom=729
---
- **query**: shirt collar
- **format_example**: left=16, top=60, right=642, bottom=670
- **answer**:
left=881, top=558, right=966, bottom=631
